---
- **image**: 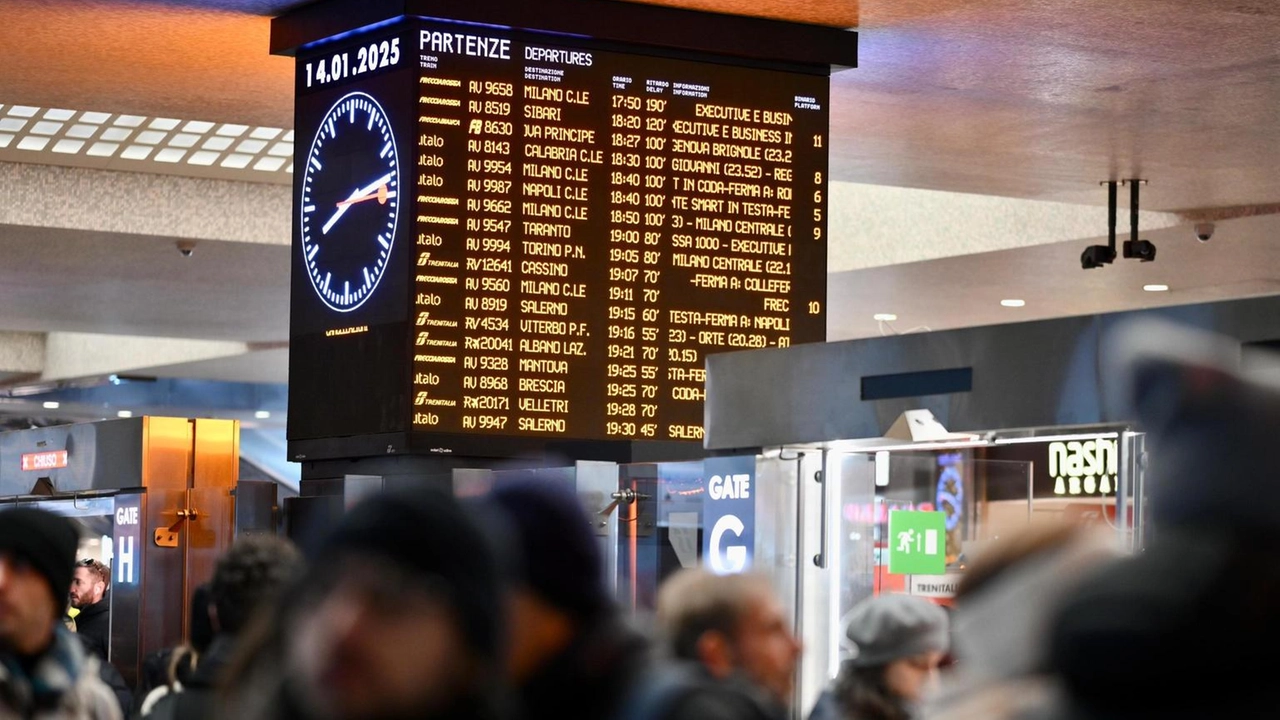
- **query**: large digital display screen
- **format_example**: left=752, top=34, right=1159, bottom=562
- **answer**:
left=289, top=19, right=828, bottom=451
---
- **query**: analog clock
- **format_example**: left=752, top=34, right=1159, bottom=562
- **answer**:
left=299, top=91, right=400, bottom=313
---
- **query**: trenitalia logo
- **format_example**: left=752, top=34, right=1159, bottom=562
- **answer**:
left=21, top=450, right=67, bottom=471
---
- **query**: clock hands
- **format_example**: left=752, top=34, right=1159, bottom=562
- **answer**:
left=336, top=183, right=397, bottom=208
left=321, top=173, right=394, bottom=235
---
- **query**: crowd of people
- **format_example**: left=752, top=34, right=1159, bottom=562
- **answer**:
left=1, top=320, right=1277, bottom=719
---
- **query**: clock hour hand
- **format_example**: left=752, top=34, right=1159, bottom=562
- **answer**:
left=321, top=173, right=395, bottom=235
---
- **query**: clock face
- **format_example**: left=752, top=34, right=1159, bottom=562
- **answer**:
left=299, top=91, right=400, bottom=313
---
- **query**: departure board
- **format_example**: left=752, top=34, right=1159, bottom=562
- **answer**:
left=289, top=19, right=828, bottom=451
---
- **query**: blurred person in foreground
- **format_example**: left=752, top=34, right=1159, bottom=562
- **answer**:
left=67, top=560, right=110, bottom=663
left=923, top=523, right=1116, bottom=720
left=0, top=507, right=120, bottom=720
left=143, top=536, right=302, bottom=720
left=629, top=569, right=802, bottom=720
left=134, top=583, right=214, bottom=716
left=224, top=489, right=506, bottom=720
left=1046, top=319, right=1280, bottom=718
left=810, top=594, right=949, bottom=720
left=482, top=478, right=648, bottom=720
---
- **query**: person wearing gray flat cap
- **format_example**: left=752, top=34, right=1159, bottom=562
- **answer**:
left=809, top=594, right=949, bottom=720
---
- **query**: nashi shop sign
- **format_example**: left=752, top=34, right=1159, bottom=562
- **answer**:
left=21, top=450, right=68, bottom=472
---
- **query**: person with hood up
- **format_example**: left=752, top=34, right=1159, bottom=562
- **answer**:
left=0, top=507, right=120, bottom=720
left=810, top=594, right=949, bottom=720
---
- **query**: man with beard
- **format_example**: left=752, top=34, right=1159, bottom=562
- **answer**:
left=68, top=559, right=109, bottom=662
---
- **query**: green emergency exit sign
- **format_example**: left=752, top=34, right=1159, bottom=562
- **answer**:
left=887, top=510, right=947, bottom=575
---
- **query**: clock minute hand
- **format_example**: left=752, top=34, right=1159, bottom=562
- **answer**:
left=321, top=173, right=395, bottom=235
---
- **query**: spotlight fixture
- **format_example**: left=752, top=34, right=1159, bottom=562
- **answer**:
left=1143, top=284, right=1169, bottom=292
left=1082, top=181, right=1120, bottom=270
left=1084, top=179, right=1154, bottom=268
left=254, top=410, right=271, bottom=419
left=1000, top=299, right=1026, bottom=307
left=873, top=313, right=898, bottom=322
left=1120, top=179, right=1155, bottom=262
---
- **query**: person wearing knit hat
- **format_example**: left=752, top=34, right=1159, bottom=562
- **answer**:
left=227, top=488, right=508, bottom=720
left=0, top=507, right=121, bottom=720
left=810, top=594, right=949, bottom=720
left=482, top=475, right=649, bottom=720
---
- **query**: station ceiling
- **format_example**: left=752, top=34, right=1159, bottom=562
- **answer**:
left=1, top=0, right=1279, bottom=395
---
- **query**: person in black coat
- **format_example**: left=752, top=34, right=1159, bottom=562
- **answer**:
left=482, top=477, right=650, bottom=720
left=144, top=536, right=302, bottom=720
left=69, top=558, right=111, bottom=661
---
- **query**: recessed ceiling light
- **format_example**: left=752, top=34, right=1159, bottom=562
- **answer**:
left=168, top=133, right=200, bottom=148
left=100, top=127, right=131, bottom=141
left=250, top=126, right=283, bottom=140
left=42, top=401, right=60, bottom=410
left=44, top=108, right=76, bottom=121
left=17, top=136, right=49, bottom=151
left=202, top=136, right=233, bottom=151
left=873, top=313, right=898, bottom=322
left=154, top=148, right=187, bottom=163
left=79, top=111, right=111, bottom=124
left=8, top=105, right=38, bottom=118
left=0, top=118, right=27, bottom=132
left=117, top=410, right=133, bottom=418
left=1143, top=284, right=1169, bottom=292
left=149, top=117, right=181, bottom=131
left=216, top=123, right=249, bottom=137
left=86, top=142, right=119, bottom=157
left=113, top=114, right=145, bottom=127
left=66, top=124, right=98, bottom=139
left=254, top=410, right=271, bottom=419
left=267, top=142, right=293, bottom=157
left=1001, top=299, right=1026, bottom=308
left=187, top=151, right=220, bottom=166
left=221, top=153, right=253, bottom=169
left=30, top=120, right=63, bottom=135
left=236, top=138, right=267, bottom=154
left=254, top=156, right=286, bottom=172
left=134, top=130, right=167, bottom=145
left=120, top=145, right=153, bottom=160
left=51, top=139, right=84, bottom=154
left=0, top=134, right=13, bottom=148
left=183, top=120, right=215, bottom=133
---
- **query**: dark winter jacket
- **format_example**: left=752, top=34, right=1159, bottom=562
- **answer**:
left=142, top=635, right=236, bottom=720
left=516, top=614, right=649, bottom=720
left=622, top=662, right=787, bottom=720
left=73, top=599, right=110, bottom=663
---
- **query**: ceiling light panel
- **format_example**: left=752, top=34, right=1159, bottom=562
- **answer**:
left=0, top=102, right=294, bottom=184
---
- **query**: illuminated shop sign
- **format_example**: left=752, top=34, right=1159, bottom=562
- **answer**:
left=1048, top=439, right=1117, bottom=496
left=20, top=450, right=67, bottom=471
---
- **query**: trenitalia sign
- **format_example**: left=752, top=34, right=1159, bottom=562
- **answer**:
left=20, top=450, right=68, bottom=471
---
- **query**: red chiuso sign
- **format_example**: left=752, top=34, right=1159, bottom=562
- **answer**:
left=21, top=450, right=68, bottom=471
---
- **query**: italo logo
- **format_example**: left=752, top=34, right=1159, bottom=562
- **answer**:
left=1049, top=439, right=1118, bottom=496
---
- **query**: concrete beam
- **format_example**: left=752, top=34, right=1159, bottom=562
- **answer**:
left=0, top=161, right=288, bottom=246
left=41, top=332, right=248, bottom=382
